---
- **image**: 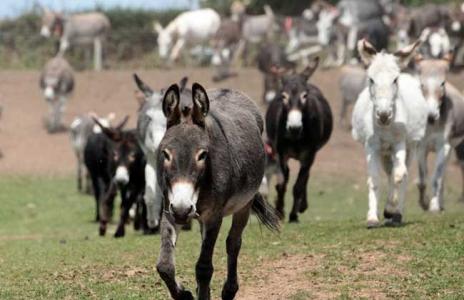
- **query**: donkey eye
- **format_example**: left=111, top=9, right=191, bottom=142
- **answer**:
left=162, top=149, right=171, bottom=162
left=128, top=153, right=135, bottom=162
left=441, top=81, right=446, bottom=87
left=281, top=92, right=289, bottom=104
left=393, top=77, right=398, bottom=85
left=369, top=78, right=375, bottom=85
left=197, top=150, right=208, bottom=162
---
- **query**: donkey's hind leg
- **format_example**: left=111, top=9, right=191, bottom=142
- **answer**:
left=222, top=202, right=252, bottom=300
left=156, top=214, right=192, bottom=300
left=455, top=142, right=464, bottom=203
left=196, top=218, right=223, bottom=300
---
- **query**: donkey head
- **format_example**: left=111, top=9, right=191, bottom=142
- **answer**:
left=94, top=116, right=138, bottom=186
left=154, top=22, right=172, bottom=59
left=421, top=27, right=450, bottom=59
left=40, top=8, right=63, bottom=38
left=157, top=83, right=210, bottom=224
left=415, top=55, right=450, bottom=123
left=358, top=39, right=421, bottom=127
left=133, top=73, right=188, bottom=107
left=279, top=57, right=319, bottom=136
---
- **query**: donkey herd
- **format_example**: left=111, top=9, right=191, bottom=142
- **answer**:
left=1, top=1, right=464, bottom=299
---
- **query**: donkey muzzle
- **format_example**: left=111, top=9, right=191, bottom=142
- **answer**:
left=168, top=182, right=199, bottom=224
left=376, top=110, right=393, bottom=126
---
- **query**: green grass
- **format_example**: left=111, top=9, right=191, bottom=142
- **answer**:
left=0, top=175, right=463, bottom=299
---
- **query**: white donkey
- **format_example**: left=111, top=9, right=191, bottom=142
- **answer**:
left=40, top=8, right=110, bottom=71
left=154, top=9, right=220, bottom=63
left=415, top=57, right=464, bottom=212
left=352, top=39, right=428, bottom=228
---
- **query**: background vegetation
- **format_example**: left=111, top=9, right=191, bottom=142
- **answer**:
left=0, top=0, right=460, bottom=69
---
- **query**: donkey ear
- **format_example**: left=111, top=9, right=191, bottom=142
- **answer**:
left=116, top=115, right=129, bottom=130
left=394, top=39, right=422, bottom=69
left=301, top=56, right=319, bottom=81
left=133, top=73, right=154, bottom=98
left=154, top=22, right=163, bottom=34
left=162, top=84, right=181, bottom=127
left=92, top=117, right=119, bottom=141
left=178, top=76, right=188, bottom=92
left=358, top=39, right=377, bottom=66
left=192, top=83, right=210, bottom=127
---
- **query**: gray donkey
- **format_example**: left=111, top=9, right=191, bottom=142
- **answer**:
left=40, top=8, right=110, bottom=71
left=155, top=83, right=280, bottom=300
left=39, top=56, right=74, bottom=133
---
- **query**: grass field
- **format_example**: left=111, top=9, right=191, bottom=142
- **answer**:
left=0, top=175, right=463, bottom=299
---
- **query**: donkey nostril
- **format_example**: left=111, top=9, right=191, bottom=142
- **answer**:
left=187, top=205, right=194, bottom=214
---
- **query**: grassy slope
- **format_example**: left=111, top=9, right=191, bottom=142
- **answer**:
left=0, top=176, right=463, bottom=299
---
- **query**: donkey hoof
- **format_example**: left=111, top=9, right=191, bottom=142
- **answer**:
left=366, top=219, right=381, bottom=229
left=288, top=214, right=299, bottom=223
left=222, top=281, right=239, bottom=300
left=384, top=213, right=402, bottom=227
left=114, top=229, right=125, bottom=238
left=99, top=227, right=106, bottom=236
left=177, top=290, right=194, bottom=300
left=299, top=200, right=308, bottom=213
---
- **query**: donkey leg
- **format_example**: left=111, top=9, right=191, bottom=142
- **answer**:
left=99, top=181, right=117, bottom=236
left=298, top=153, right=317, bottom=214
left=416, top=144, right=429, bottom=211
left=289, top=157, right=314, bottom=222
left=196, top=219, right=222, bottom=300
left=156, top=214, right=192, bottom=300
left=144, top=163, right=162, bottom=229
left=77, top=159, right=83, bottom=192
left=385, top=143, right=409, bottom=226
left=222, top=203, right=251, bottom=300
left=429, top=143, right=451, bottom=212
left=94, top=38, right=102, bottom=71
left=114, top=188, right=132, bottom=238
left=275, top=156, right=289, bottom=219
left=366, top=146, right=381, bottom=228
left=170, top=39, right=186, bottom=63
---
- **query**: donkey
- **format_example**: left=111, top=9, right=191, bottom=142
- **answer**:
left=419, top=27, right=451, bottom=59
left=69, top=112, right=115, bottom=194
left=39, top=56, right=74, bottom=133
left=256, top=42, right=295, bottom=104
left=93, top=122, right=147, bottom=238
left=155, top=82, right=279, bottom=300
left=415, top=57, right=464, bottom=212
left=134, top=75, right=189, bottom=231
left=265, top=57, right=333, bottom=222
left=40, top=8, right=110, bottom=71
left=154, top=9, right=220, bottom=63
left=338, top=64, right=367, bottom=129
left=84, top=116, right=129, bottom=223
left=352, top=39, right=428, bottom=228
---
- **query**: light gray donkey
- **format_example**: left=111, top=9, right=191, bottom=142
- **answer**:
left=134, top=74, right=189, bottom=231
left=338, top=64, right=367, bottom=129
left=155, top=83, right=279, bottom=299
left=39, top=56, right=74, bottom=133
left=415, top=57, right=464, bottom=211
left=352, top=39, right=428, bottom=228
left=40, top=8, right=110, bottom=71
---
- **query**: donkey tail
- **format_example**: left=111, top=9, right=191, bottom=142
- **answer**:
left=251, top=193, right=280, bottom=233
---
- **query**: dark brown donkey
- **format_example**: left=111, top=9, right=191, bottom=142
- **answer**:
left=155, top=83, right=280, bottom=300
left=266, top=57, right=333, bottom=222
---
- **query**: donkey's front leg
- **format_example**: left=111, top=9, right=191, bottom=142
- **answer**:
left=416, top=143, right=429, bottom=210
left=365, top=145, right=381, bottom=228
left=429, top=142, right=451, bottom=212
left=275, top=155, right=289, bottom=219
left=385, top=142, right=409, bottom=226
left=157, top=214, right=192, bottom=300
left=222, top=203, right=251, bottom=300
left=290, top=152, right=315, bottom=222
left=196, top=219, right=222, bottom=300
